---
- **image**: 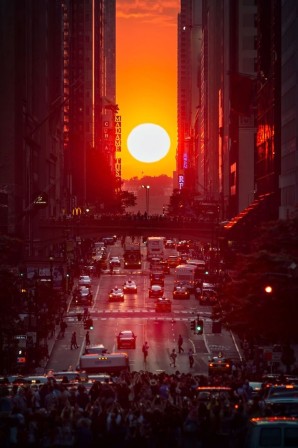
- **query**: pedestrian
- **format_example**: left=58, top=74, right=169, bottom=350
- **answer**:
left=188, top=348, right=194, bottom=368
left=70, top=331, right=78, bottom=349
left=178, top=334, right=184, bottom=353
left=60, top=320, right=67, bottom=338
left=85, top=331, right=90, bottom=347
left=142, top=341, right=149, bottom=362
left=83, top=307, right=89, bottom=322
left=170, top=348, right=177, bottom=368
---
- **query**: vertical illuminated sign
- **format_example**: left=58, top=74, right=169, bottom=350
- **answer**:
left=178, top=174, right=184, bottom=189
left=115, top=116, right=121, bottom=152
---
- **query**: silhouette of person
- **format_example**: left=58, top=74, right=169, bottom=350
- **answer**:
left=70, top=331, right=78, bottom=349
left=178, top=334, right=184, bottom=353
left=85, top=331, right=90, bottom=347
left=170, top=349, right=177, bottom=368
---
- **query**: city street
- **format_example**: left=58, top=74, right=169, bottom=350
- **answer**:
left=46, top=239, right=242, bottom=375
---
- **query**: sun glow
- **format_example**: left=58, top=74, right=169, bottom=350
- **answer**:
left=127, top=123, right=171, bottom=163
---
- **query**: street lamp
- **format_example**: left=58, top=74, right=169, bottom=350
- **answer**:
left=49, top=256, right=54, bottom=287
left=141, top=185, right=150, bottom=216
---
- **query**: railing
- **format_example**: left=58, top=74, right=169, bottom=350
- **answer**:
left=40, top=214, right=219, bottom=238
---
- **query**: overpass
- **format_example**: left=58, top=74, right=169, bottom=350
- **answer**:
left=39, top=216, right=220, bottom=242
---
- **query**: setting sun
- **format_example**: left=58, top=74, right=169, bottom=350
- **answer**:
left=127, top=123, right=171, bottom=163
left=116, top=1, right=180, bottom=179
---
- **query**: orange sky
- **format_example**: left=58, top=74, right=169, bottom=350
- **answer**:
left=116, top=0, right=180, bottom=180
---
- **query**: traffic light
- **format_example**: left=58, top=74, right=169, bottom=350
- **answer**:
left=196, top=319, right=204, bottom=335
left=190, top=320, right=196, bottom=332
left=84, top=318, right=93, bottom=330
left=16, top=349, right=26, bottom=364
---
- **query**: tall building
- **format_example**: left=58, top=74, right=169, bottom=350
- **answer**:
left=0, top=0, right=117, bottom=259
left=176, top=0, right=201, bottom=192
left=0, top=1, right=65, bottom=258
left=279, top=0, right=298, bottom=219
left=64, top=0, right=117, bottom=213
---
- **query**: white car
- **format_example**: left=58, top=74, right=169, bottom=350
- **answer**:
left=123, top=279, right=137, bottom=293
left=117, top=330, right=136, bottom=349
left=109, top=287, right=124, bottom=302
left=78, top=275, right=91, bottom=287
left=109, top=257, right=121, bottom=268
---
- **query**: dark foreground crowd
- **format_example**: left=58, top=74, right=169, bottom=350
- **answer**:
left=0, top=369, right=259, bottom=448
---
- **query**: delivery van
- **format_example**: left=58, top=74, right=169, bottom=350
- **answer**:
left=79, top=352, right=130, bottom=374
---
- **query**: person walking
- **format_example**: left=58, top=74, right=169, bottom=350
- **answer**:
left=142, top=341, right=149, bottom=363
left=188, top=348, right=194, bottom=368
left=60, top=320, right=67, bottom=338
left=170, top=348, right=177, bottom=368
left=70, top=331, right=78, bottom=350
left=178, top=334, right=184, bottom=353
left=85, top=331, right=90, bottom=347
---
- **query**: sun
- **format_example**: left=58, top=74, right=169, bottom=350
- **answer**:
left=127, top=123, right=171, bottom=163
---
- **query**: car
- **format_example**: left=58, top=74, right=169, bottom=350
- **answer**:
left=262, top=384, right=298, bottom=401
left=123, top=279, right=137, bottom=293
left=73, top=286, right=93, bottom=306
left=177, top=240, right=191, bottom=252
left=109, top=287, right=124, bottom=302
left=117, top=330, right=137, bottom=349
left=150, top=272, right=165, bottom=286
left=78, top=275, right=92, bottom=287
left=165, top=240, right=175, bottom=249
left=173, top=285, right=190, bottom=300
left=150, top=257, right=163, bottom=270
left=244, top=417, right=298, bottom=448
left=197, top=288, right=218, bottom=305
left=84, top=344, right=108, bottom=355
left=102, top=236, right=116, bottom=245
left=167, top=255, right=180, bottom=267
left=159, top=261, right=170, bottom=274
left=149, top=284, right=164, bottom=298
left=208, top=355, right=231, bottom=375
left=262, top=396, right=298, bottom=418
left=109, top=256, right=121, bottom=267
left=155, top=297, right=172, bottom=312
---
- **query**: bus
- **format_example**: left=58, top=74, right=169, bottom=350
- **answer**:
left=146, top=236, right=165, bottom=260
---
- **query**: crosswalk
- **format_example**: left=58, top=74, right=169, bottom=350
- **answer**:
left=67, top=308, right=212, bottom=316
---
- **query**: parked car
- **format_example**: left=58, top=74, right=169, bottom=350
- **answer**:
left=117, top=330, right=136, bottom=349
left=109, top=287, right=124, bottom=302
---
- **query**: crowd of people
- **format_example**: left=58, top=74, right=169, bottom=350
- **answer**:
left=0, top=367, right=263, bottom=448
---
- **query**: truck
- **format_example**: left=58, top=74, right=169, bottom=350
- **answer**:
left=123, top=242, right=142, bottom=269
left=146, top=236, right=165, bottom=260
left=174, top=264, right=197, bottom=291
left=79, top=352, right=130, bottom=373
